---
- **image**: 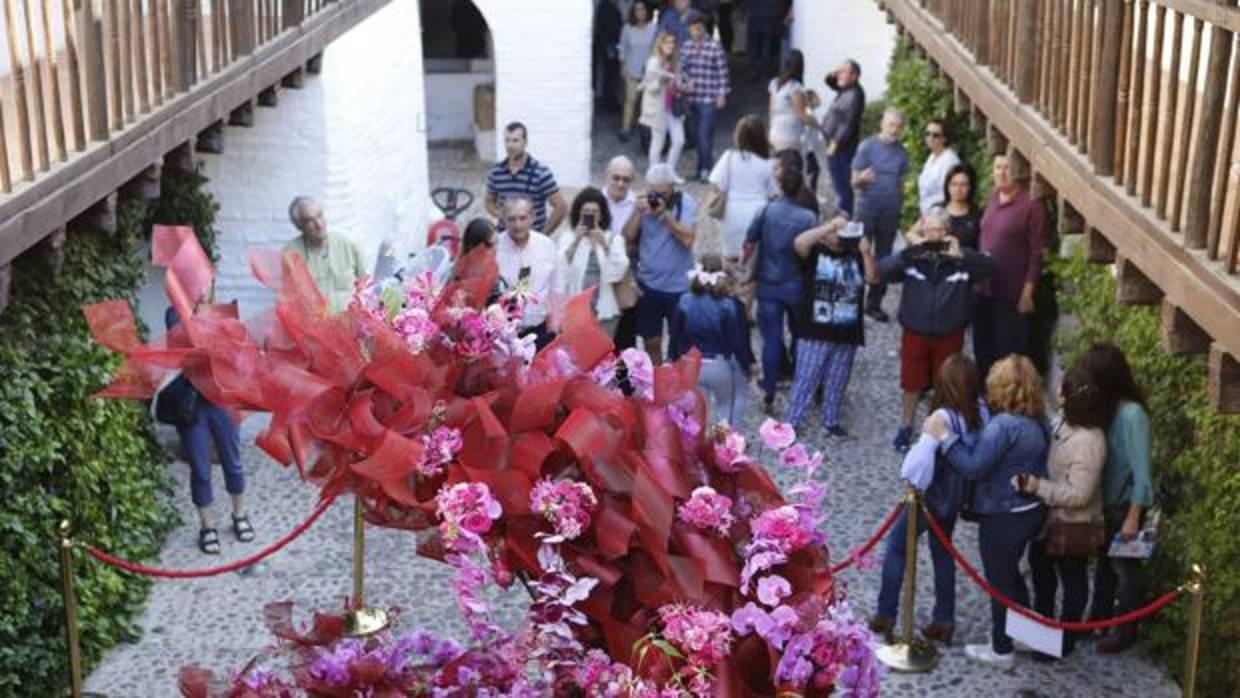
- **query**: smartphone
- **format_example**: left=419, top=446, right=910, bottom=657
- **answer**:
left=921, top=240, right=948, bottom=253
left=839, top=221, right=864, bottom=239
left=581, top=212, right=597, bottom=229
left=518, top=266, right=531, bottom=281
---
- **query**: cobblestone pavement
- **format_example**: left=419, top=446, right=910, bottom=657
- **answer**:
left=85, top=71, right=1181, bottom=698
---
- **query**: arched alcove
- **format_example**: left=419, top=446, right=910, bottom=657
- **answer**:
left=421, top=0, right=497, bottom=160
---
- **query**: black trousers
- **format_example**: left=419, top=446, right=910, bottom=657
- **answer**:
left=1030, top=539, right=1090, bottom=651
left=613, top=306, right=639, bottom=351
left=1092, top=509, right=1145, bottom=625
left=973, top=295, right=1031, bottom=379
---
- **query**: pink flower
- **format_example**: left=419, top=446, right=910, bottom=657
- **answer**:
left=712, top=430, right=750, bottom=473
left=678, top=486, right=735, bottom=537
left=620, top=348, right=654, bottom=400
left=529, top=479, right=598, bottom=542
left=780, top=443, right=810, bottom=469
left=759, top=418, right=796, bottom=450
left=656, top=604, right=734, bottom=669
left=415, top=426, right=463, bottom=478
left=436, top=482, right=502, bottom=551
left=756, top=575, right=792, bottom=607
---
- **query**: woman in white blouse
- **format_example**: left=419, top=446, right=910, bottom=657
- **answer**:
left=709, top=115, right=777, bottom=260
left=640, top=32, right=686, bottom=181
left=917, top=118, right=961, bottom=214
left=768, top=50, right=818, bottom=153
left=559, top=187, right=630, bottom=335
left=618, top=1, right=657, bottom=142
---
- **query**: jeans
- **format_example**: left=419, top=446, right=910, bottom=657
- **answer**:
left=785, top=339, right=857, bottom=428
left=649, top=115, right=685, bottom=173
left=827, top=146, right=856, bottom=216
left=178, top=401, right=244, bottom=508
left=756, top=290, right=799, bottom=398
left=973, top=295, right=1031, bottom=380
left=747, top=14, right=775, bottom=77
left=977, top=506, right=1046, bottom=654
left=876, top=507, right=959, bottom=626
left=1092, top=509, right=1145, bottom=623
left=859, top=208, right=900, bottom=310
left=688, top=101, right=718, bottom=177
left=698, top=357, right=751, bottom=426
left=1030, top=540, right=1090, bottom=650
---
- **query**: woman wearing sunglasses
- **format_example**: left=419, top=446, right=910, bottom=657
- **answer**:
left=916, top=118, right=960, bottom=215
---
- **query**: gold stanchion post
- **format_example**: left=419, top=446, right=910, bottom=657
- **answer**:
left=1182, top=564, right=1206, bottom=698
left=58, top=520, right=84, bottom=698
left=343, top=495, right=388, bottom=636
left=875, top=488, right=939, bottom=673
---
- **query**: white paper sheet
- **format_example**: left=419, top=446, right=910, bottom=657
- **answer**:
left=1006, top=609, right=1064, bottom=658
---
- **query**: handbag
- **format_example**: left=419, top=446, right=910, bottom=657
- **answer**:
left=1042, top=521, right=1107, bottom=557
left=154, top=372, right=200, bottom=428
left=613, top=269, right=641, bottom=310
left=671, top=93, right=688, bottom=119
left=704, top=151, right=731, bottom=220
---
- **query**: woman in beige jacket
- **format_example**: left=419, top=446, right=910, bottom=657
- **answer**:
left=1015, top=365, right=1110, bottom=658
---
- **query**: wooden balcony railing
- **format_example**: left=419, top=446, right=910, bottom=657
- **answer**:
left=883, top=0, right=1240, bottom=410
left=0, top=1, right=335, bottom=195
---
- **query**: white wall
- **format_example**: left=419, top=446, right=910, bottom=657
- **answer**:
left=471, top=0, right=594, bottom=187
left=793, top=0, right=896, bottom=101
left=136, top=0, right=431, bottom=329
left=426, top=69, right=495, bottom=141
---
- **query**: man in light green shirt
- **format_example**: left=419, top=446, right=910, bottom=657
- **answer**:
left=283, top=196, right=367, bottom=311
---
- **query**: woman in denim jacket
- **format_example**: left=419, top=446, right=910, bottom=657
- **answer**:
left=871, top=353, right=987, bottom=646
left=926, top=354, right=1050, bottom=668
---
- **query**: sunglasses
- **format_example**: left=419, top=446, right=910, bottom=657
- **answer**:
left=925, top=131, right=945, bottom=139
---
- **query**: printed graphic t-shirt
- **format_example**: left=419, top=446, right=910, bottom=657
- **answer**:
left=797, top=244, right=866, bottom=346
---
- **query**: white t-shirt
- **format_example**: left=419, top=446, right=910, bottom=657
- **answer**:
left=917, top=148, right=961, bottom=214
left=496, top=231, right=562, bottom=328
left=709, top=149, right=776, bottom=200
left=768, top=78, right=805, bottom=152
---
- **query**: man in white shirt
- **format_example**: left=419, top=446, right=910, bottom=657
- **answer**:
left=496, top=195, right=562, bottom=349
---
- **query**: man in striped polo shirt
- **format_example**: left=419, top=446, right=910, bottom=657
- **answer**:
left=484, top=122, right=568, bottom=234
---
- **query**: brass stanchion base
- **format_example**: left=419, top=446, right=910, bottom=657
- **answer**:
left=343, top=606, right=390, bottom=637
left=876, top=639, right=940, bottom=673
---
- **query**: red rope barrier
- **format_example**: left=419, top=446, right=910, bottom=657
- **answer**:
left=830, top=502, right=904, bottom=575
left=918, top=502, right=1183, bottom=632
left=82, top=493, right=339, bottom=579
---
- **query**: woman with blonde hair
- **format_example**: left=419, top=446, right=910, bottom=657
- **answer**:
left=640, top=31, right=686, bottom=181
left=926, top=354, right=1051, bottom=668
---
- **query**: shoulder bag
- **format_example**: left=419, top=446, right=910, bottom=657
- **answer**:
left=704, top=150, right=731, bottom=220
left=611, top=229, right=641, bottom=311
left=154, top=371, right=200, bottom=428
left=1042, top=520, right=1107, bottom=557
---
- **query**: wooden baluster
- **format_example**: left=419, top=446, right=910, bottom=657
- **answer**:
left=0, top=96, right=12, bottom=192
left=1143, top=3, right=1167, bottom=206
left=1059, top=0, right=1073, bottom=129
left=80, top=0, right=107, bottom=141
left=108, top=0, right=123, bottom=130
left=162, top=0, right=178, bottom=96
left=1171, top=16, right=1203, bottom=233
left=1040, top=0, right=1054, bottom=114
left=1091, top=0, right=1123, bottom=175
left=120, top=0, right=135, bottom=122
left=62, top=0, right=86, bottom=151
left=1113, top=0, right=1134, bottom=182
left=1015, top=0, right=1038, bottom=103
left=40, top=0, right=67, bottom=161
left=130, top=0, right=149, bottom=114
left=1186, top=10, right=1235, bottom=250
left=3, top=1, right=35, bottom=179
left=1067, top=0, right=1081, bottom=141
left=1125, top=0, right=1149, bottom=195
left=20, top=0, right=51, bottom=170
left=1078, top=0, right=1096, bottom=150
left=1208, top=39, right=1240, bottom=259
left=976, top=0, right=990, bottom=66
left=1157, top=10, right=1184, bottom=219
left=150, top=0, right=164, bottom=103
left=1006, top=0, right=1018, bottom=84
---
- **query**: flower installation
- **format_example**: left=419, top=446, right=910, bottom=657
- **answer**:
left=87, top=228, right=879, bottom=697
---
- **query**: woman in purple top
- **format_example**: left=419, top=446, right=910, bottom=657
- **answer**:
left=973, top=154, right=1048, bottom=378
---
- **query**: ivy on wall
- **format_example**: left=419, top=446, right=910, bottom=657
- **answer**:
left=0, top=165, right=220, bottom=696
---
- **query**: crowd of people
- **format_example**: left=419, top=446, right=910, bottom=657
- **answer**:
left=161, top=0, right=1157, bottom=676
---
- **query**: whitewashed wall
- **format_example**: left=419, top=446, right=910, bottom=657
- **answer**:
left=136, top=0, right=431, bottom=329
left=793, top=0, right=898, bottom=101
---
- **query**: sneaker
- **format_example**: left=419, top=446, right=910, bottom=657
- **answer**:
left=964, top=643, right=1015, bottom=668
left=865, top=306, right=890, bottom=323
left=825, top=424, right=849, bottom=438
left=892, top=425, right=914, bottom=452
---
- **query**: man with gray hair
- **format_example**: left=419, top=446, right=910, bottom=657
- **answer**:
left=870, top=205, right=992, bottom=452
left=852, top=107, right=909, bottom=322
left=284, top=196, right=366, bottom=311
left=621, top=162, right=697, bottom=362
left=604, top=155, right=641, bottom=349
left=496, top=194, right=563, bottom=350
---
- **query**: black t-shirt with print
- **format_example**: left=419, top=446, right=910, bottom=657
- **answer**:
left=797, top=244, right=865, bottom=345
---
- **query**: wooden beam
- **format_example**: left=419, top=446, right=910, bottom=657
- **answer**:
left=39, top=226, right=67, bottom=274
left=1087, top=226, right=1116, bottom=263
left=882, top=0, right=1240, bottom=368
left=0, top=263, right=10, bottom=316
left=1116, top=255, right=1163, bottom=305
left=986, top=123, right=1008, bottom=154
left=0, top=0, right=395, bottom=268
left=229, top=100, right=256, bottom=127
left=306, top=52, right=323, bottom=74
left=195, top=120, right=225, bottom=154
left=1059, top=197, right=1084, bottom=235
left=1208, top=343, right=1240, bottom=412
left=165, top=141, right=195, bottom=175
left=70, top=193, right=118, bottom=236
left=1161, top=300, right=1212, bottom=355
left=281, top=66, right=305, bottom=89
left=120, top=164, right=162, bottom=200
left=257, top=85, right=279, bottom=107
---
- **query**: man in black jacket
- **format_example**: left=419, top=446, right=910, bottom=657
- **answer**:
left=870, top=207, right=993, bottom=452
left=822, top=59, right=865, bottom=216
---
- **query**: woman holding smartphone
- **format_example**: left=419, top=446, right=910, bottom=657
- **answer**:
left=560, top=187, right=630, bottom=335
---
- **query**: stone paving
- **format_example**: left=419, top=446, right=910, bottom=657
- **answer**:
left=85, top=69, right=1182, bottom=698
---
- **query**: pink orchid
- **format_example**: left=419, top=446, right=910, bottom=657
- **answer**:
left=619, top=348, right=654, bottom=400
left=756, top=575, right=792, bottom=607
left=712, top=430, right=750, bottom=473
left=780, top=443, right=810, bottom=468
left=759, top=418, right=796, bottom=450
left=678, top=486, right=735, bottom=537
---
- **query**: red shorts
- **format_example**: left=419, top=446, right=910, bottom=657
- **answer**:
left=901, top=330, right=965, bottom=392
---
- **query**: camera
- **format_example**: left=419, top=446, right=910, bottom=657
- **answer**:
left=920, top=240, right=948, bottom=254
left=647, top=191, right=666, bottom=210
